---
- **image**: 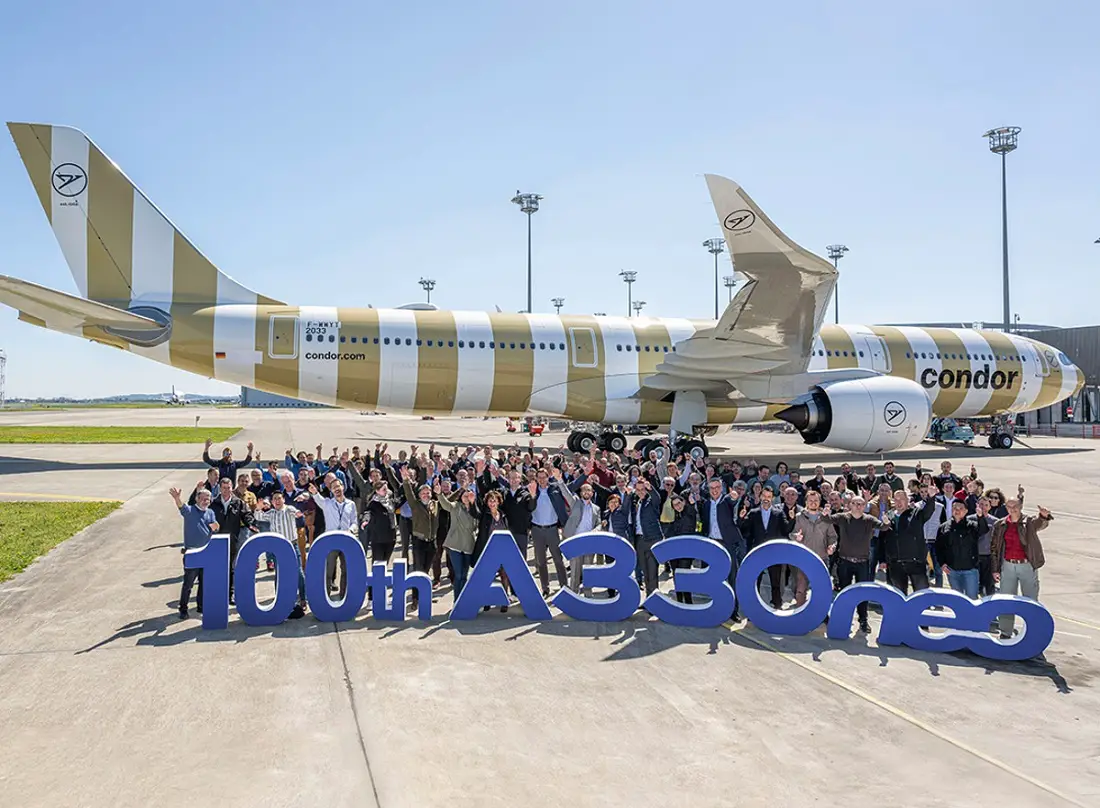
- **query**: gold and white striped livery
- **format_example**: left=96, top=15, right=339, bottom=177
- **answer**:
left=3, top=123, right=1084, bottom=427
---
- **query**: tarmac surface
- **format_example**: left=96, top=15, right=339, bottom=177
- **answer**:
left=1, top=407, right=1099, bottom=807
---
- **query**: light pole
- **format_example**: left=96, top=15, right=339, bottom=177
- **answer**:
left=1014, top=312, right=1020, bottom=333
left=723, top=274, right=737, bottom=302
left=619, top=270, right=637, bottom=316
left=418, top=277, right=436, bottom=305
left=632, top=300, right=646, bottom=317
left=703, top=238, right=726, bottom=319
left=511, top=190, right=543, bottom=313
left=551, top=297, right=564, bottom=314
left=826, top=244, right=849, bottom=323
left=983, top=127, right=1020, bottom=333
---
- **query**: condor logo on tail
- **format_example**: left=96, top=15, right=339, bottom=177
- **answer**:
left=920, top=364, right=1020, bottom=391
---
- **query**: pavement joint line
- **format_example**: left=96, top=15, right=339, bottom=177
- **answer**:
left=723, top=621, right=1089, bottom=808
left=334, top=622, right=382, bottom=808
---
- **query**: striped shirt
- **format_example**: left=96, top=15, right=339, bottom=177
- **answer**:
left=257, top=505, right=301, bottom=542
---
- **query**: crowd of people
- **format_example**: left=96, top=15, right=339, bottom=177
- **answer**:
left=172, top=436, right=1053, bottom=641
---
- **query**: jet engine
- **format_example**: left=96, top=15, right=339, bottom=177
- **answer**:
left=775, top=376, right=932, bottom=454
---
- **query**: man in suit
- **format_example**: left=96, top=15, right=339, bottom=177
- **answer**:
left=742, top=488, right=794, bottom=609
left=531, top=467, right=571, bottom=596
left=632, top=479, right=665, bottom=597
left=698, top=478, right=747, bottom=620
left=555, top=477, right=603, bottom=594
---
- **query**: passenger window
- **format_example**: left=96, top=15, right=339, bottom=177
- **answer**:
left=458, top=340, right=465, bottom=348
left=539, top=342, right=546, bottom=349
left=406, top=338, right=412, bottom=346
left=351, top=336, right=357, bottom=344
left=510, top=342, right=516, bottom=349
left=416, top=339, right=422, bottom=346
left=479, top=341, right=485, bottom=348
left=519, top=342, right=526, bottom=349
left=617, top=345, right=623, bottom=352
left=549, top=343, right=556, bottom=350
left=305, top=334, right=313, bottom=342
left=340, top=336, right=346, bottom=343
left=384, top=337, right=390, bottom=345
left=448, top=340, right=454, bottom=347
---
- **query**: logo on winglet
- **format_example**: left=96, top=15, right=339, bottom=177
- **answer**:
left=52, top=163, right=87, bottom=197
left=723, top=209, right=755, bottom=233
left=883, top=401, right=907, bottom=427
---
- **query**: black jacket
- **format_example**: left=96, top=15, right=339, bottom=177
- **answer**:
left=743, top=505, right=792, bottom=551
left=501, top=486, right=536, bottom=534
left=209, top=494, right=252, bottom=537
left=882, top=497, right=937, bottom=564
left=364, top=497, right=397, bottom=546
left=935, top=515, right=989, bottom=572
left=664, top=502, right=698, bottom=539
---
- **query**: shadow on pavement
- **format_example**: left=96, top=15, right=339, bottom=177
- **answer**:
left=0, top=457, right=208, bottom=476
left=74, top=605, right=1077, bottom=693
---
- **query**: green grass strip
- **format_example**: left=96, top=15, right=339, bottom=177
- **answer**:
left=0, top=426, right=242, bottom=444
left=0, top=501, right=122, bottom=583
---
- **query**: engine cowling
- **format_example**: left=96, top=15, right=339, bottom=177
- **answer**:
left=775, top=376, right=932, bottom=454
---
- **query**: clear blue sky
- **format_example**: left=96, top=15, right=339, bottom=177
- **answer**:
left=1, top=1, right=1097, bottom=398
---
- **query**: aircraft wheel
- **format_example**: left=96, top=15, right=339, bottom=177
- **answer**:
left=575, top=432, right=597, bottom=453
left=995, top=432, right=1014, bottom=450
left=987, top=433, right=997, bottom=449
left=679, top=438, right=708, bottom=463
left=634, top=438, right=654, bottom=456
left=650, top=442, right=670, bottom=465
left=566, top=432, right=580, bottom=453
left=602, top=432, right=628, bottom=454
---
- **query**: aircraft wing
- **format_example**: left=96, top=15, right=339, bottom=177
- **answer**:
left=647, top=175, right=837, bottom=395
left=0, top=274, right=164, bottom=333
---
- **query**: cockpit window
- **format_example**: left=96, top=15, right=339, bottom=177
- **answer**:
left=1058, top=352, right=1072, bottom=365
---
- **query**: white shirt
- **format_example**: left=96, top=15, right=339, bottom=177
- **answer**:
left=312, top=493, right=357, bottom=531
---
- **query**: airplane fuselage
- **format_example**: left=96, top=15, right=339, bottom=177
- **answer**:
left=133, top=306, right=1078, bottom=424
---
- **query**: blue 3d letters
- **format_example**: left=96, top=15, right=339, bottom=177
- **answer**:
left=190, top=529, right=1053, bottom=660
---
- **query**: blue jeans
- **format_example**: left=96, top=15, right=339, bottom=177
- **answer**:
left=448, top=549, right=473, bottom=601
left=926, top=543, right=943, bottom=587
left=272, top=549, right=306, bottom=603
left=946, top=568, right=979, bottom=599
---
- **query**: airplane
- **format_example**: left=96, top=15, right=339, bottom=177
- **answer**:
left=0, top=123, right=1084, bottom=461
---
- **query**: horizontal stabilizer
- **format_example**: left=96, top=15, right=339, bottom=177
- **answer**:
left=0, top=274, right=163, bottom=333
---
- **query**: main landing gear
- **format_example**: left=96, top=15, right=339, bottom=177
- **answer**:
left=634, top=436, right=709, bottom=464
left=987, top=415, right=1015, bottom=450
left=566, top=430, right=628, bottom=454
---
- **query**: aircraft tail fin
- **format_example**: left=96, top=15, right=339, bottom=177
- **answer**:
left=7, top=122, right=282, bottom=311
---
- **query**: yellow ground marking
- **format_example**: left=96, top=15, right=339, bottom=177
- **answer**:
left=723, top=621, right=1089, bottom=808
left=1051, top=613, right=1100, bottom=633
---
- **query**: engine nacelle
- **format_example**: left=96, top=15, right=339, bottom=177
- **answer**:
left=775, top=376, right=932, bottom=454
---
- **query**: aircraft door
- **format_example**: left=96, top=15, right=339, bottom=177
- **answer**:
left=268, top=315, right=299, bottom=359
left=863, top=335, right=891, bottom=373
left=569, top=327, right=598, bottom=368
left=1033, top=343, right=1051, bottom=378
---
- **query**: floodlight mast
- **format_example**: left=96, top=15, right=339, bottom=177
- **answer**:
left=983, top=126, right=1021, bottom=332
left=511, top=191, right=543, bottom=313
